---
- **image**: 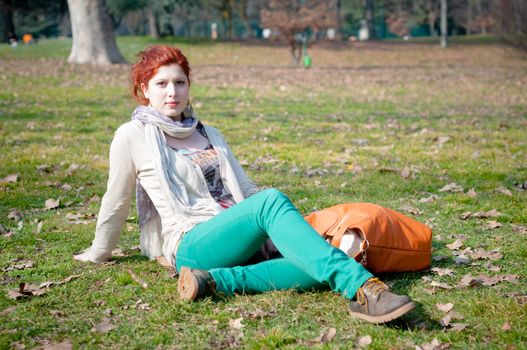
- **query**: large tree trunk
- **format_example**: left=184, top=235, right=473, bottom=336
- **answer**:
left=440, top=0, right=447, bottom=48
left=67, top=0, right=126, bottom=65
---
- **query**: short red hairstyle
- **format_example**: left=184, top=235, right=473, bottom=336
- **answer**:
left=131, top=45, right=191, bottom=105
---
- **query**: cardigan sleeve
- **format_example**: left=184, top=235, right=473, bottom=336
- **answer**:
left=74, top=125, right=136, bottom=263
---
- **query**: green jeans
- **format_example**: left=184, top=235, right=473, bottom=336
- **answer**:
left=175, top=188, right=373, bottom=299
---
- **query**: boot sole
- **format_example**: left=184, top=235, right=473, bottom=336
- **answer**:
left=350, top=301, right=415, bottom=324
left=178, top=267, right=199, bottom=301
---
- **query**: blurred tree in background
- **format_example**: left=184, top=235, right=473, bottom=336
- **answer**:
left=492, top=0, right=526, bottom=49
left=260, top=0, right=337, bottom=63
left=0, top=0, right=67, bottom=42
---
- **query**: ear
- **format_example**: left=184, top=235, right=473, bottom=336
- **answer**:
left=140, top=83, right=149, bottom=100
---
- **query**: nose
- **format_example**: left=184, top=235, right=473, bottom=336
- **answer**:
left=167, top=82, right=176, bottom=96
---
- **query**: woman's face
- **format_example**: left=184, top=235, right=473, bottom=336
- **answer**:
left=141, top=64, right=189, bottom=120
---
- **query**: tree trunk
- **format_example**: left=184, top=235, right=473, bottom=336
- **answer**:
left=440, top=0, right=447, bottom=48
left=467, top=0, right=472, bottom=35
left=67, top=0, right=126, bottom=65
left=427, top=0, right=436, bottom=36
left=365, top=0, right=376, bottom=40
left=146, top=7, right=159, bottom=39
left=336, top=0, right=342, bottom=39
left=1, top=0, right=15, bottom=43
left=474, top=0, right=486, bottom=34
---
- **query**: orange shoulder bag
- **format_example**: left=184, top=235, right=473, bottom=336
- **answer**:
left=304, top=203, right=432, bottom=273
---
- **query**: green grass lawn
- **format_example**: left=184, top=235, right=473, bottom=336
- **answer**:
left=0, top=36, right=526, bottom=349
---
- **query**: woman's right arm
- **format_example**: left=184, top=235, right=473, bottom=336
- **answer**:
left=74, top=125, right=136, bottom=263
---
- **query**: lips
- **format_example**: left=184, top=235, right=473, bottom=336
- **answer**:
left=165, top=101, right=180, bottom=107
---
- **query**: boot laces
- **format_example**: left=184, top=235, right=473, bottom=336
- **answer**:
left=356, top=277, right=389, bottom=305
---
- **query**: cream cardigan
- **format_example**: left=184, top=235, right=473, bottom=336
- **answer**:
left=77, top=120, right=259, bottom=266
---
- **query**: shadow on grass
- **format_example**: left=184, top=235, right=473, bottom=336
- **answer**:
left=386, top=303, right=442, bottom=331
left=110, top=254, right=150, bottom=264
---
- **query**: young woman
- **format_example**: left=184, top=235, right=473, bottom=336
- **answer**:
left=74, top=45, right=415, bottom=324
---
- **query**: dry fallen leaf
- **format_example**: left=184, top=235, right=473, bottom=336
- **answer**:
left=485, top=220, right=502, bottom=229
left=229, top=317, right=244, bottom=330
left=416, top=338, right=450, bottom=350
left=91, top=317, right=115, bottom=333
left=496, top=186, right=512, bottom=197
left=476, top=209, right=502, bottom=218
left=471, top=249, right=503, bottom=261
left=65, top=213, right=83, bottom=220
left=37, top=164, right=52, bottom=173
left=67, top=163, right=80, bottom=174
left=401, top=206, right=423, bottom=215
left=430, top=281, right=453, bottom=290
left=45, top=198, right=60, bottom=210
left=436, top=136, right=450, bottom=145
left=485, top=263, right=501, bottom=272
left=439, top=182, right=464, bottom=193
left=34, top=339, right=72, bottom=350
left=436, top=303, right=454, bottom=313
left=400, top=167, right=411, bottom=179
left=458, top=274, right=484, bottom=288
left=440, top=314, right=452, bottom=327
left=448, top=323, right=467, bottom=332
left=133, top=299, right=151, bottom=311
left=128, top=269, right=148, bottom=289
left=431, top=267, right=455, bottom=277
left=0, top=223, right=12, bottom=237
left=460, top=209, right=501, bottom=220
left=0, top=174, right=18, bottom=184
left=10, top=342, right=25, bottom=350
left=7, top=209, right=23, bottom=222
left=302, top=327, right=337, bottom=345
left=440, top=310, right=464, bottom=327
left=7, top=274, right=81, bottom=300
left=446, top=239, right=464, bottom=250
left=466, top=188, right=478, bottom=198
left=356, top=335, right=372, bottom=348
left=35, top=221, right=43, bottom=234
left=480, top=274, right=519, bottom=286
left=1, top=306, right=17, bottom=315
left=3, top=261, right=34, bottom=272
left=516, top=296, right=527, bottom=305
left=419, top=194, right=438, bottom=203
left=83, top=194, right=100, bottom=205
left=60, top=183, right=73, bottom=191
left=511, top=224, right=527, bottom=234
left=8, top=283, right=48, bottom=299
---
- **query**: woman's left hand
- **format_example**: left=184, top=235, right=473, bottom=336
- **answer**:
left=260, top=239, right=278, bottom=259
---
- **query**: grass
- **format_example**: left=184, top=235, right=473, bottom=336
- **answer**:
left=0, top=36, right=526, bottom=349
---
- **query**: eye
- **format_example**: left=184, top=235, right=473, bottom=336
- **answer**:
left=176, top=80, right=186, bottom=85
left=156, top=81, right=167, bottom=87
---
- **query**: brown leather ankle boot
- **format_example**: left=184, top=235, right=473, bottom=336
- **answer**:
left=178, top=266, right=216, bottom=301
left=349, top=277, right=415, bottom=323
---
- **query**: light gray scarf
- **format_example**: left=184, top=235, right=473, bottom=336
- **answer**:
left=131, top=105, right=219, bottom=227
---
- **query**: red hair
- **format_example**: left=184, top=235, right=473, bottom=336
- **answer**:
left=131, top=45, right=191, bottom=105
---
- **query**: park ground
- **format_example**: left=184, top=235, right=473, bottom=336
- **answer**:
left=0, top=36, right=526, bottom=349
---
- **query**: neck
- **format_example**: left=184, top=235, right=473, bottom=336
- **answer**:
left=169, top=114, right=182, bottom=122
